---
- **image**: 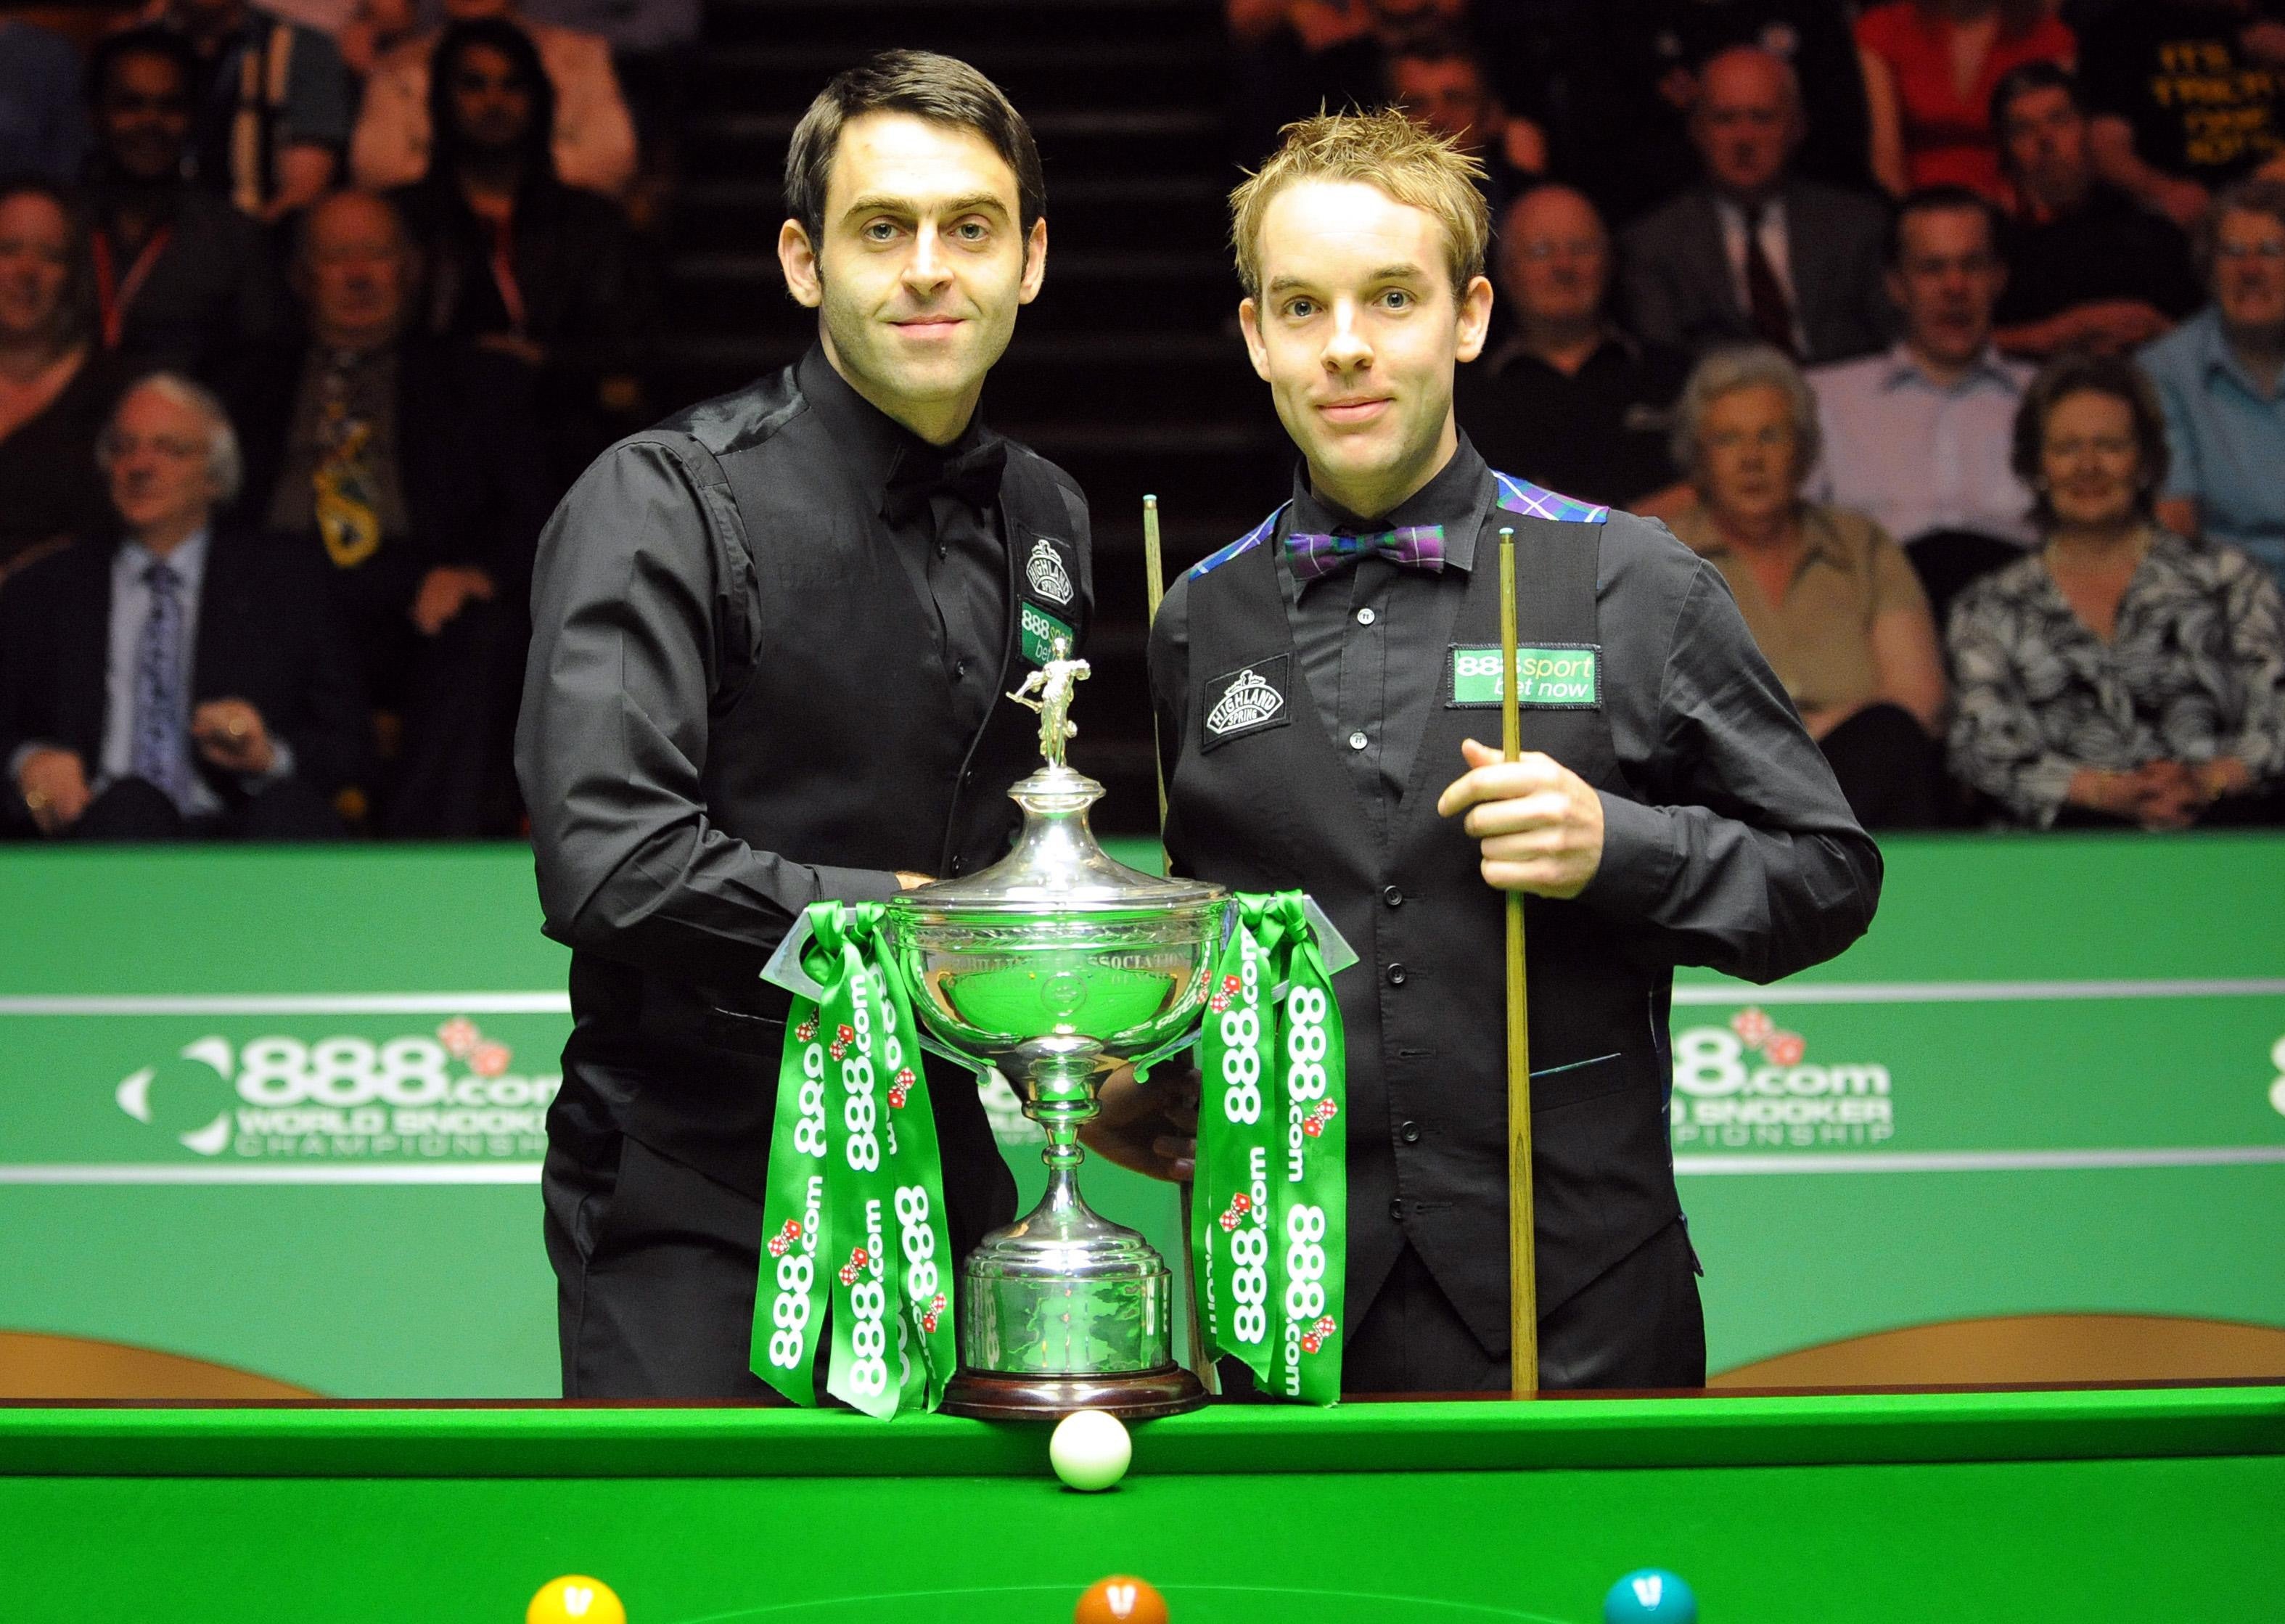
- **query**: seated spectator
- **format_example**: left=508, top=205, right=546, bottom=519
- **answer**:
left=0, top=19, right=94, bottom=184
left=2141, top=179, right=2285, bottom=595
left=1227, top=0, right=1469, bottom=166
left=1457, top=184, right=1692, bottom=513
left=1948, top=352, right=2285, bottom=827
left=226, top=189, right=551, bottom=836
left=136, top=0, right=356, bottom=222
left=1990, top=62, right=2202, bottom=360
left=1808, top=186, right=2036, bottom=554
left=0, top=374, right=364, bottom=840
left=352, top=0, right=636, bottom=200
left=1621, top=46, right=1893, bottom=365
left=1558, top=0, right=1873, bottom=226
left=2080, top=0, right=2285, bottom=231
left=0, top=181, right=131, bottom=587
left=1857, top=0, right=2075, bottom=200
left=1665, top=344, right=1948, bottom=827
left=1385, top=35, right=1545, bottom=224
left=390, top=19, right=649, bottom=485
left=82, top=28, right=292, bottom=380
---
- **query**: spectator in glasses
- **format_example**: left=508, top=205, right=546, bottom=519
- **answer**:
left=1666, top=343, right=1947, bottom=827
left=1457, top=184, right=1692, bottom=514
left=2139, top=178, right=2285, bottom=596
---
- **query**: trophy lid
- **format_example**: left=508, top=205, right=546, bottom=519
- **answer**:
left=907, top=763, right=1223, bottom=914
left=892, top=641, right=1223, bottom=916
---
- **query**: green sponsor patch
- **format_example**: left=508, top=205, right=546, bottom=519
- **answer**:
left=1020, top=602, right=1075, bottom=667
left=1449, top=644, right=1600, bottom=708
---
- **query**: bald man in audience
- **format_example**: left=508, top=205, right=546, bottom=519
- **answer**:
left=1621, top=46, right=1893, bottom=365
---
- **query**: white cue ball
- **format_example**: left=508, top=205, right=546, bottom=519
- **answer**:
left=1049, top=1408, right=1132, bottom=1492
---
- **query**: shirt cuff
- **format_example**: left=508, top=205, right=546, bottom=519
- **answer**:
left=7, top=741, right=51, bottom=792
left=811, top=864, right=906, bottom=906
left=1575, top=790, right=1680, bottom=918
left=242, top=737, right=296, bottom=793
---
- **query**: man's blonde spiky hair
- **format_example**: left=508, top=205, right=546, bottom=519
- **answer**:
left=1228, top=107, right=1491, bottom=303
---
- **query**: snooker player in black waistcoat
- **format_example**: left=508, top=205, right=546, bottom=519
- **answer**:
left=1093, top=110, right=1881, bottom=1393
left=515, top=52, right=1092, bottom=1398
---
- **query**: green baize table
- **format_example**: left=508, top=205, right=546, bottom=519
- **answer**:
left=2, top=1385, right=2281, bottom=1624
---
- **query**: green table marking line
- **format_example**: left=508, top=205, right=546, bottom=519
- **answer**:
left=1674, top=1146, right=2285, bottom=1175
left=4, top=978, right=2278, bottom=1017
left=1673, top=977, right=2285, bottom=1004
left=0, top=1162, right=545, bottom=1184
left=0, top=993, right=572, bottom=1015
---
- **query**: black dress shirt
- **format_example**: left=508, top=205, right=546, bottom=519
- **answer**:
left=1456, top=333, right=1692, bottom=509
left=1281, top=442, right=1487, bottom=842
left=1153, top=439, right=1879, bottom=984
left=801, top=355, right=1008, bottom=740
left=1994, top=184, right=2202, bottom=329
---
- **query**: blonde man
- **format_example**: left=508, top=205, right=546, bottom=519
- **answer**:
left=1096, top=109, right=1881, bottom=1394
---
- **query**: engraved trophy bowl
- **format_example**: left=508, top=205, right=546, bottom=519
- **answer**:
left=884, top=649, right=1225, bottom=1419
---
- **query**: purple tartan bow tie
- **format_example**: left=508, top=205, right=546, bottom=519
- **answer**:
left=1284, top=523, right=1447, bottom=583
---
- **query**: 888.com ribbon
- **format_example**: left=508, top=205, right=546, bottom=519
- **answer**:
left=1194, top=892, right=1347, bottom=1404
left=750, top=901, right=957, bottom=1416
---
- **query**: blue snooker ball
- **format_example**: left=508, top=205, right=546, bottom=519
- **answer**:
left=1604, top=1569, right=1697, bottom=1623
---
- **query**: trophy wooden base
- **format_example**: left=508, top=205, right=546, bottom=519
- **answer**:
left=938, top=1363, right=1207, bottom=1421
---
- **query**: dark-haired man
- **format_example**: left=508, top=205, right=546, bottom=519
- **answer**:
left=518, top=50, right=1092, bottom=1398
left=1106, top=109, right=1877, bottom=1393
left=1990, top=62, right=2201, bottom=361
left=82, top=28, right=290, bottom=379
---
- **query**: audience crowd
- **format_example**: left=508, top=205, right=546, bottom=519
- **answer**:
left=1250, top=0, right=2285, bottom=829
left=2, top=0, right=2283, bottom=840
left=0, top=0, right=665, bottom=838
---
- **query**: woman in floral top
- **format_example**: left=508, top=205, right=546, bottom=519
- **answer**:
left=1948, top=353, right=2285, bottom=828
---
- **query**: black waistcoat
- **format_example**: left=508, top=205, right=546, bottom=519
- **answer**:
left=561, top=363, right=1090, bottom=1225
left=1164, top=489, right=1679, bottom=1356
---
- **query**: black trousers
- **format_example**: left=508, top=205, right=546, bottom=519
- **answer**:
left=69, top=772, right=340, bottom=840
left=1221, top=1221, right=1706, bottom=1398
left=543, top=1120, right=1016, bottom=1400
left=1818, top=702, right=1940, bottom=831
left=333, top=556, right=528, bottom=838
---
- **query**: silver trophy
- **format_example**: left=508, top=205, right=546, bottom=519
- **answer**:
left=883, top=645, right=1225, bottom=1419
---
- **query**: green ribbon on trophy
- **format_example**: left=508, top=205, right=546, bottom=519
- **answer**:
left=1195, top=890, right=1348, bottom=1404
left=750, top=901, right=957, bottom=1416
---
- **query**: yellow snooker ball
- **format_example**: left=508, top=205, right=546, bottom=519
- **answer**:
left=529, top=1575, right=626, bottom=1624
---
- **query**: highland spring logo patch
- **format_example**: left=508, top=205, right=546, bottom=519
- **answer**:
left=1669, top=1006, right=1895, bottom=1150
left=1204, top=656, right=1291, bottom=746
left=1025, top=538, right=1075, bottom=605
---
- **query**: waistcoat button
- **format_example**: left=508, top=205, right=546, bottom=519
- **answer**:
left=1389, top=1197, right=1406, bottom=1222
left=1400, top=1120, right=1422, bottom=1144
left=1382, top=886, right=1403, bottom=908
left=1385, top=962, right=1407, bottom=985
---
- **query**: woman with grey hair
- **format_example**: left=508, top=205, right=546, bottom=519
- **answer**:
left=1666, top=343, right=1949, bottom=827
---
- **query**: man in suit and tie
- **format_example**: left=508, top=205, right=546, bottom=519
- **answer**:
left=1, top=373, right=364, bottom=839
left=1621, top=46, right=1892, bottom=365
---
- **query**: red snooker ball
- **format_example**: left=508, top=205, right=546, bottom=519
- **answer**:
left=1074, top=1574, right=1168, bottom=1624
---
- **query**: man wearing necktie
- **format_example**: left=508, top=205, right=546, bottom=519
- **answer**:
left=1104, top=109, right=1881, bottom=1394
left=0, top=374, right=361, bottom=840
left=516, top=52, right=1092, bottom=1398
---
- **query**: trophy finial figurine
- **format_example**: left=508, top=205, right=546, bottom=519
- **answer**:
left=1007, top=636, right=1091, bottom=768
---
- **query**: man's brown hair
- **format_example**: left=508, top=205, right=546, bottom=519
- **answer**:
left=783, top=49, right=1045, bottom=248
left=1228, top=107, right=1490, bottom=302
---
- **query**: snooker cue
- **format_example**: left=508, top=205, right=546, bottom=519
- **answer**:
left=1498, top=527, right=1540, bottom=1395
left=1143, top=493, right=1216, bottom=1394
